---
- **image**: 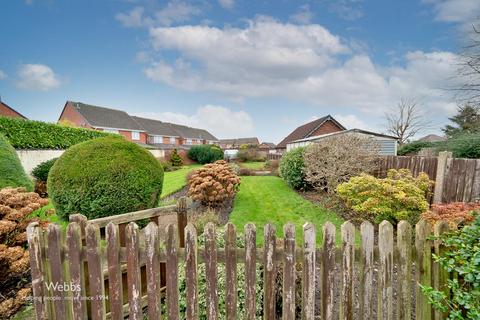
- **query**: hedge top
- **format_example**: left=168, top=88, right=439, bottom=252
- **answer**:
left=47, top=136, right=164, bottom=220
left=0, top=133, right=33, bottom=191
left=0, top=116, right=116, bottom=149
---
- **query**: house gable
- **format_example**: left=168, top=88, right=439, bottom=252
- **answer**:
left=0, top=101, right=27, bottom=119
left=276, top=115, right=345, bottom=149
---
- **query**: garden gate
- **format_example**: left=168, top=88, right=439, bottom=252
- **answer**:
left=27, top=216, right=450, bottom=319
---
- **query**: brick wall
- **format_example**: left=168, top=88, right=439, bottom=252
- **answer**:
left=0, top=103, right=25, bottom=119
left=309, top=120, right=344, bottom=136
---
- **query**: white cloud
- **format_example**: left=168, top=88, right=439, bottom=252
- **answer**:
left=15, top=64, right=61, bottom=91
left=146, top=16, right=349, bottom=96
left=327, top=0, right=364, bottom=21
left=290, top=5, right=313, bottom=24
left=334, top=114, right=374, bottom=131
left=143, top=17, right=459, bottom=123
left=116, top=7, right=148, bottom=27
left=424, top=0, right=480, bottom=23
left=0, top=70, right=6, bottom=80
left=135, top=105, right=254, bottom=138
left=116, top=1, right=201, bottom=28
left=218, top=0, right=234, bottom=10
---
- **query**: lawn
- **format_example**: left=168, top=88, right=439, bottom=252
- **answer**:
left=161, top=164, right=202, bottom=198
left=229, top=176, right=344, bottom=245
left=238, top=161, right=266, bottom=170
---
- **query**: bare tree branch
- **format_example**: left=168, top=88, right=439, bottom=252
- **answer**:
left=384, top=98, right=431, bottom=144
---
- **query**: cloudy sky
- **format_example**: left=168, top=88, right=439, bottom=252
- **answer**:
left=0, top=0, right=478, bottom=143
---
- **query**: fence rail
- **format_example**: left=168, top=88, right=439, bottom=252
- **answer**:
left=27, top=218, right=451, bottom=319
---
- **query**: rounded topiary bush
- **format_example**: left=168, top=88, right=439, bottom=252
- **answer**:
left=279, top=147, right=307, bottom=190
left=48, top=137, right=164, bottom=220
left=0, top=134, right=33, bottom=191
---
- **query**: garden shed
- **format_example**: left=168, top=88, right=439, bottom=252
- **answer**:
left=286, top=128, right=399, bottom=155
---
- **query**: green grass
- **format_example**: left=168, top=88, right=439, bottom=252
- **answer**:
left=238, top=161, right=266, bottom=170
left=29, top=201, right=67, bottom=227
left=161, top=164, right=202, bottom=198
left=229, top=176, right=344, bottom=245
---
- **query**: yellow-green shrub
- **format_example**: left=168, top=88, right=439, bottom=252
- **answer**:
left=336, top=169, right=433, bottom=224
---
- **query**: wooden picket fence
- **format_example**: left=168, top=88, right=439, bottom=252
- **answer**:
left=26, top=217, right=453, bottom=320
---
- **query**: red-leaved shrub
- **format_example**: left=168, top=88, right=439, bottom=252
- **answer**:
left=188, top=160, right=241, bottom=206
left=422, top=202, right=480, bottom=227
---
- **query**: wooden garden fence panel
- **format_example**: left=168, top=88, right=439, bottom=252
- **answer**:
left=377, top=154, right=480, bottom=203
left=27, top=219, right=453, bottom=320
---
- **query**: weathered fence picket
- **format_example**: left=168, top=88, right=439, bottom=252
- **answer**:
left=244, top=223, right=257, bottom=320
left=26, top=218, right=453, bottom=320
left=359, top=221, right=374, bottom=320
left=322, top=222, right=336, bottom=320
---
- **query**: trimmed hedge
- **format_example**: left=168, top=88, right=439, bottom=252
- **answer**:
left=0, top=134, right=33, bottom=191
left=48, top=137, right=164, bottom=220
left=0, top=117, right=115, bottom=149
left=188, top=145, right=224, bottom=164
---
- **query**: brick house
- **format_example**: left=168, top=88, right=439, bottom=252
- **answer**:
left=58, top=101, right=218, bottom=146
left=131, top=116, right=218, bottom=146
left=0, top=101, right=27, bottom=119
left=276, top=115, right=346, bottom=152
left=219, top=137, right=260, bottom=149
left=58, top=101, right=148, bottom=143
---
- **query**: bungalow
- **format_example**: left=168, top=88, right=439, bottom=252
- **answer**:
left=276, top=115, right=346, bottom=152
left=59, top=101, right=147, bottom=143
left=131, top=116, right=218, bottom=146
left=58, top=101, right=218, bottom=146
left=286, top=129, right=399, bottom=155
left=219, top=137, right=260, bottom=149
left=0, top=100, right=27, bottom=119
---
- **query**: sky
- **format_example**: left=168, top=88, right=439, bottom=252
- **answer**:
left=0, top=0, right=479, bottom=144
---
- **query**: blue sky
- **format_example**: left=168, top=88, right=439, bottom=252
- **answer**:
left=0, top=0, right=478, bottom=143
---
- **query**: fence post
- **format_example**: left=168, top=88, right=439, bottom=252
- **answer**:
left=177, top=197, right=188, bottom=248
left=433, top=151, right=452, bottom=204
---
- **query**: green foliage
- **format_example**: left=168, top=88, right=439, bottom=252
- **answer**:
left=443, top=105, right=480, bottom=138
left=0, top=134, right=33, bottom=191
left=279, top=147, right=308, bottom=190
left=174, top=227, right=264, bottom=318
left=422, top=215, right=480, bottom=319
left=188, top=145, right=224, bottom=164
left=31, top=158, right=58, bottom=182
left=170, top=148, right=184, bottom=167
left=48, top=137, right=164, bottom=220
left=0, top=117, right=115, bottom=149
left=439, top=132, right=480, bottom=158
left=237, top=147, right=265, bottom=162
left=336, top=169, right=433, bottom=224
left=398, top=141, right=439, bottom=155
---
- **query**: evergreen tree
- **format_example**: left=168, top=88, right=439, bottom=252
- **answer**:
left=443, top=105, right=480, bottom=137
left=170, top=148, right=183, bottom=167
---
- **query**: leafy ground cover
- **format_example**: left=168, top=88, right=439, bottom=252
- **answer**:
left=229, top=176, right=344, bottom=244
left=161, top=164, right=202, bottom=198
left=238, top=161, right=266, bottom=170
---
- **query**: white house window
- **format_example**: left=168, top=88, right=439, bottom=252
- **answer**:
left=186, top=139, right=192, bottom=145
left=132, top=131, right=140, bottom=140
left=104, top=129, right=119, bottom=134
left=170, top=137, right=176, bottom=144
left=153, top=136, right=162, bottom=144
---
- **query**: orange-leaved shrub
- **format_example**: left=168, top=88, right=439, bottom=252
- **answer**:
left=422, top=202, right=480, bottom=227
left=188, top=160, right=241, bottom=206
left=0, top=187, right=50, bottom=318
